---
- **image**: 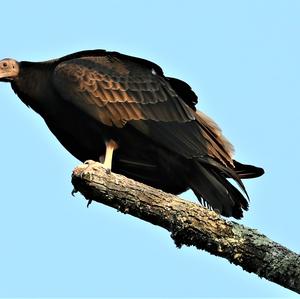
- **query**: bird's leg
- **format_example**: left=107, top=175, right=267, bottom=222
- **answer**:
left=102, top=139, right=118, bottom=173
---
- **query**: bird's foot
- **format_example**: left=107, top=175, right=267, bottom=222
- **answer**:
left=80, top=160, right=99, bottom=178
left=104, top=166, right=111, bottom=174
left=84, top=159, right=98, bottom=166
left=83, top=159, right=112, bottom=175
left=98, top=156, right=112, bottom=174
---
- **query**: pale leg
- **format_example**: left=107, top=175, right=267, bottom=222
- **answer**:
left=102, top=139, right=118, bottom=172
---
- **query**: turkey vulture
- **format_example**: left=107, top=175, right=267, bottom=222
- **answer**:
left=0, top=50, right=263, bottom=218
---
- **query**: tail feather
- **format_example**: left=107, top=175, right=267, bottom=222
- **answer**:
left=233, top=160, right=264, bottom=179
left=190, top=161, right=249, bottom=219
left=199, top=156, right=249, bottom=199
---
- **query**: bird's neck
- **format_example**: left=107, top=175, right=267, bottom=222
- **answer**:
left=11, top=61, right=55, bottom=114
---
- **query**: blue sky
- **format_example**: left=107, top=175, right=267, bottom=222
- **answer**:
left=0, top=0, right=299, bottom=297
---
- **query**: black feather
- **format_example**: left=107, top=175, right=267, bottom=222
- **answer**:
left=3, top=49, right=264, bottom=219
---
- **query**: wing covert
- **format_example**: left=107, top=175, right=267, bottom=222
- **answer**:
left=52, top=56, right=195, bottom=127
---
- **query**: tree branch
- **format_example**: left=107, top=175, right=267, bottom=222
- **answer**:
left=71, top=161, right=300, bottom=294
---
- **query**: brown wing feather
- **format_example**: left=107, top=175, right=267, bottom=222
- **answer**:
left=194, top=110, right=234, bottom=166
left=53, top=56, right=195, bottom=128
left=52, top=54, right=234, bottom=167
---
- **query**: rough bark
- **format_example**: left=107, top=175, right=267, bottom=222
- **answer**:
left=71, top=161, right=300, bottom=294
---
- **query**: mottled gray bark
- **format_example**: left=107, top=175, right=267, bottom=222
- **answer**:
left=71, top=161, right=300, bottom=294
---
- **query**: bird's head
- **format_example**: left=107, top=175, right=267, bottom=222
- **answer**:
left=0, top=58, right=19, bottom=82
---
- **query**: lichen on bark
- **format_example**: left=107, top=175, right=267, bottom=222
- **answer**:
left=72, top=161, right=300, bottom=294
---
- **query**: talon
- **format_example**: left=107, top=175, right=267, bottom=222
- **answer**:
left=84, top=159, right=94, bottom=165
left=105, top=168, right=111, bottom=174
left=80, top=160, right=98, bottom=179
left=87, top=199, right=93, bottom=207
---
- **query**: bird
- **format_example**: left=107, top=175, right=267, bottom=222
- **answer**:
left=0, top=49, right=264, bottom=219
